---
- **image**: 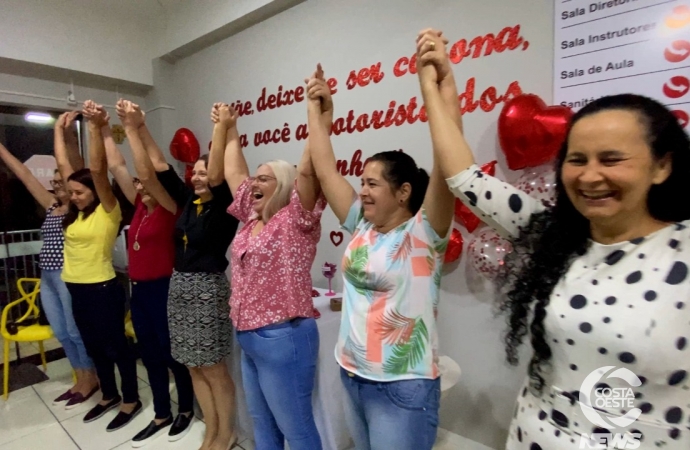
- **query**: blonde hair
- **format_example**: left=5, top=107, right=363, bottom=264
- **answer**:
left=261, top=160, right=296, bottom=222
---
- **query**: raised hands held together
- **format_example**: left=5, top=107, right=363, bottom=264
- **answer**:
left=210, top=102, right=239, bottom=129
left=305, top=63, right=334, bottom=126
left=82, top=100, right=109, bottom=128
left=116, top=99, right=145, bottom=129
left=415, top=28, right=451, bottom=86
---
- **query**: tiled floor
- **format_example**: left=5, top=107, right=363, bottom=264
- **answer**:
left=1, top=357, right=494, bottom=450
left=0, top=358, right=253, bottom=450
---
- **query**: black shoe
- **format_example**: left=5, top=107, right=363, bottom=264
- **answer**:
left=106, top=400, right=143, bottom=432
left=131, top=416, right=173, bottom=447
left=168, top=412, right=194, bottom=442
left=83, top=396, right=121, bottom=423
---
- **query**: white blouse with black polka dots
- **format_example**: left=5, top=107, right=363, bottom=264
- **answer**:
left=448, top=165, right=689, bottom=449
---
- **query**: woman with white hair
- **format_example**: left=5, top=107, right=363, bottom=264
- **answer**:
left=213, top=98, right=326, bottom=450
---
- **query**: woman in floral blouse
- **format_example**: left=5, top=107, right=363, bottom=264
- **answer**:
left=306, top=55, right=456, bottom=449
left=214, top=95, right=326, bottom=450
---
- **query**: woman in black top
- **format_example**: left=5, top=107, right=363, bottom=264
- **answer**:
left=156, top=123, right=240, bottom=450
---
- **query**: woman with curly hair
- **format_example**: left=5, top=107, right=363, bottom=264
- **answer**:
left=417, top=27, right=690, bottom=449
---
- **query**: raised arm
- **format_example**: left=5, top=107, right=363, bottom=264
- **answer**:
left=0, top=142, right=55, bottom=209
left=417, top=31, right=476, bottom=180
left=117, top=100, right=178, bottom=214
left=211, top=103, right=248, bottom=196
left=83, top=101, right=117, bottom=212
left=54, top=112, right=77, bottom=181
left=62, top=112, right=85, bottom=172
left=102, top=123, right=136, bottom=205
left=206, top=103, right=226, bottom=188
left=306, top=65, right=356, bottom=224
left=295, top=67, right=329, bottom=212
left=414, top=29, right=458, bottom=237
left=416, top=29, right=544, bottom=238
left=137, top=115, right=172, bottom=173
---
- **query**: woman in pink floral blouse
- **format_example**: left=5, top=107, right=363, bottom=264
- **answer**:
left=212, top=98, right=327, bottom=450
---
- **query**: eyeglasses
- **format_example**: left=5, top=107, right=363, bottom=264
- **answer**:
left=132, top=177, right=142, bottom=186
left=49, top=180, right=64, bottom=188
left=254, top=175, right=276, bottom=185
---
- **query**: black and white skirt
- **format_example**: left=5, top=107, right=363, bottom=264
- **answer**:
left=168, top=270, right=232, bottom=367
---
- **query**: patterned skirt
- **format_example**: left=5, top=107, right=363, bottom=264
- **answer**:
left=168, top=270, right=232, bottom=367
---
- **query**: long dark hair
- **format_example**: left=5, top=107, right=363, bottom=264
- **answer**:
left=496, top=94, right=690, bottom=393
left=368, top=151, right=429, bottom=215
left=62, top=168, right=100, bottom=229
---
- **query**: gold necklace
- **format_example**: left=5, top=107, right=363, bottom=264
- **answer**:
left=132, top=212, right=150, bottom=251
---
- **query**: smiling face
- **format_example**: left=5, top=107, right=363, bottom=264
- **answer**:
left=251, top=164, right=277, bottom=215
left=359, top=161, right=410, bottom=226
left=191, top=159, right=210, bottom=197
left=67, top=180, right=95, bottom=211
left=561, top=109, right=671, bottom=229
left=51, top=171, right=70, bottom=205
left=132, top=178, right=157, bottom=206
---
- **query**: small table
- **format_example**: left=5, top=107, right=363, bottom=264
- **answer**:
left=230, top=287, right=352, bottom=450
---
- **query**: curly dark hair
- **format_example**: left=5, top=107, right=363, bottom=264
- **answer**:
left=495, top=94, right=690, bottom=394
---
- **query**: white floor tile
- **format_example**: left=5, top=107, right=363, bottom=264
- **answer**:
left=239, top=438, right=255, bottom=450
left=43, top=337, right=63, bottom=352
left=434, top=428, right=495, bottom=450
left=0, top=422, right=78, bottom=450
left=110, top=419, right=207, bottom=450
left=0, top=386, right=57, bottom=446
left=60, top=386, right=175, bottom=450
left=34, top=372, right=100, bottom=422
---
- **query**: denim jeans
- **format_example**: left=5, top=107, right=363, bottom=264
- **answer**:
left=236, top=317, right=322, bottom=450
left=130, top=277, right=193, bottom=419
left=340, top=368, right=441, bottom=450
left=40, top=269, right=93, bottom=369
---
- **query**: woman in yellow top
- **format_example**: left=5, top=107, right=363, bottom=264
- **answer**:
left=55, top=101, right=141, bottom=432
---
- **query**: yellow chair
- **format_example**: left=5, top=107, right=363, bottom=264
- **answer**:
left=1, top=278, right=53, bottom=400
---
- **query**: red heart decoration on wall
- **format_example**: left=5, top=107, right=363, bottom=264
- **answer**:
left=330, top=231, right=344, bottom=247
left=498, top=94, right=573, bottom=170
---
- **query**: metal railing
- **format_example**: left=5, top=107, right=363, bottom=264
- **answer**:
left=0, top=229, right=42, bottom=323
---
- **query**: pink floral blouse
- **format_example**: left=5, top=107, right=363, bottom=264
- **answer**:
left=227, top=177, right=327, bottom=331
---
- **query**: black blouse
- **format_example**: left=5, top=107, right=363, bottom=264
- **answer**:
left=156, top=165, right=239, bottom=273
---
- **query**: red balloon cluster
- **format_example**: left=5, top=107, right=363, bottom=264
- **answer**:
left=444, top=229, right=464, bottom=264
left=498, top=94, right=573, bottom=171
left=170, top=128, right=201, bottom=186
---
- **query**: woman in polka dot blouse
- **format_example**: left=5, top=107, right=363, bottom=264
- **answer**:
left=418, top=28, right=690, bottom=449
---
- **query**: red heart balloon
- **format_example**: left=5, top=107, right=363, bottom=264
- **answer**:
left=454, top=161, right=497, bottom=232
left=170, top=128, right=200, bottom=163
left=498, top=94, right=573, bottom=170
left=184, top=164, right=193, bottom=187
left=444, top=228, right=464, bottom=264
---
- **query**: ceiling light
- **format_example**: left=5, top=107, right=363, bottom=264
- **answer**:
left=24, top=112, right=54, bottom=124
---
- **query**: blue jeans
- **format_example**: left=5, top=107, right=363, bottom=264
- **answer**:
left=40, top=269, right=93, bottom=369
left=340, top=368, right=441, bottom=450
left=236, top=318, right=322, bottom=450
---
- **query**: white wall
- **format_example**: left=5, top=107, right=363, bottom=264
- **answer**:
left=164, top=0, right=554, bottom=447
left=0, top=0, right=162, bottom=86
